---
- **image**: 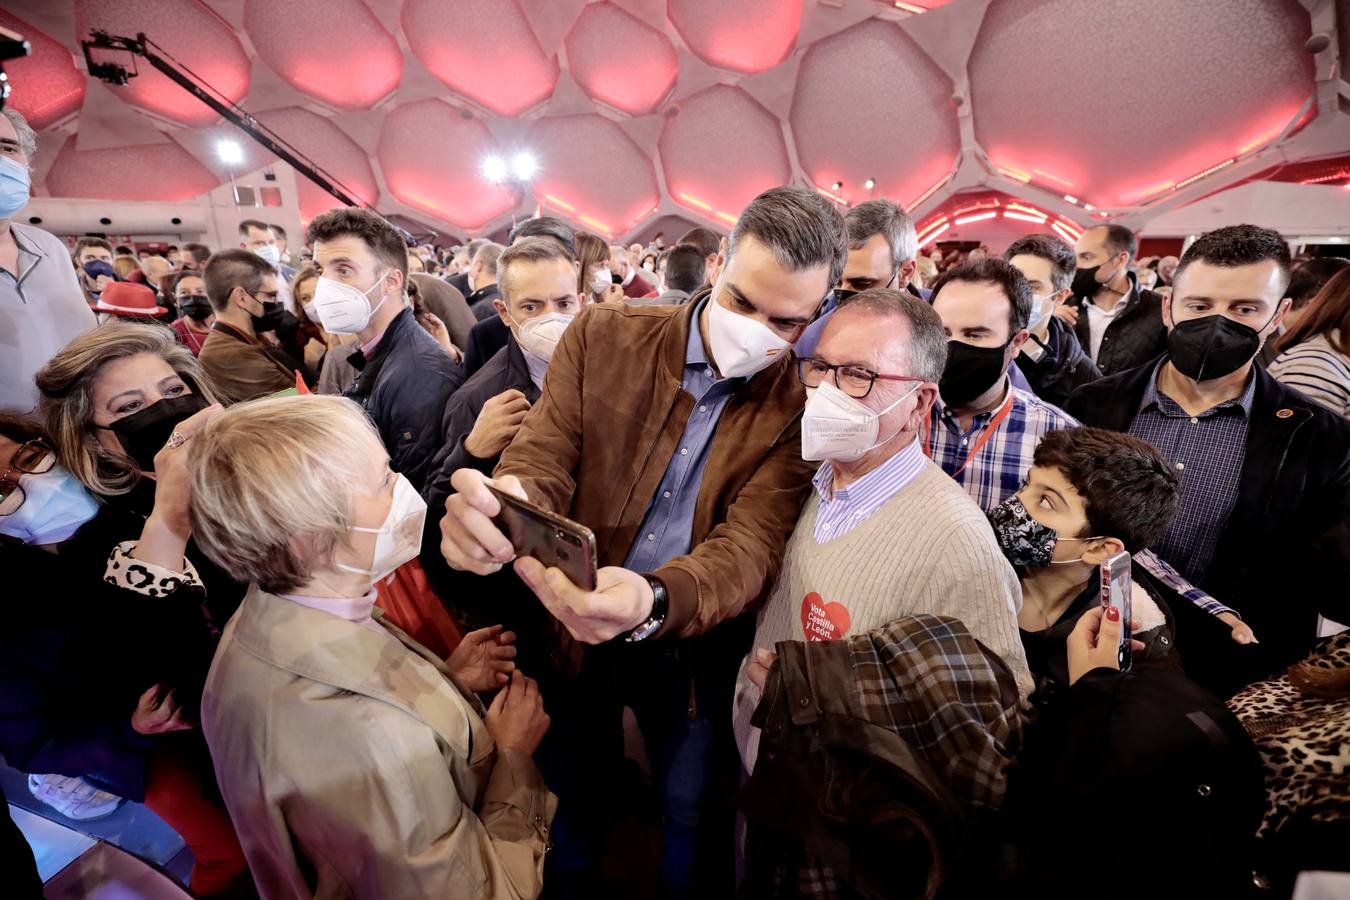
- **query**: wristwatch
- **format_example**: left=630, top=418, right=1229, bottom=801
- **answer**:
left=624, top=575, right=669, bottom=642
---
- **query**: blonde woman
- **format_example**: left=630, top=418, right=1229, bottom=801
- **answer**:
left=191, top=395, right=555, bottom=899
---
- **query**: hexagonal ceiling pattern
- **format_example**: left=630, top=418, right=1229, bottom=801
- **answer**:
left=378, top=99, right=515, bottom=230
left=73, top=0, right=250, bottom=127
left=402, top=0, right=558, bottom=117
left=668, top=0, right=801, bottom=74
left=660, top=85, right=790, bottom=223
left=527, top=114, right=659, bottom=236
left=971, top=0, right=1315, bottom=208
left=243, top=0, right=401, bottom=111
left=0, top=10, right=85, bottom=130
left=791, top=17, right=960, bottom=210
left=565, top=1, right=678, bottom=117
left=9, top=0, right=1346, bottom=240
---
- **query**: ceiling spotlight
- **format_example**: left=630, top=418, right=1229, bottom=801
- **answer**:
left=831, top=181, right=843, bottom=191
left=217, top=139, right=243, bottom=165
left=512, top=152, right=537, bottom=180
left=864, top=177, right=876, bottom=190
left=482, top=155, right=508, bottom=183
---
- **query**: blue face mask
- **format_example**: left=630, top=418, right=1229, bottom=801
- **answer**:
left=1026, top=292, right=1054, bottom=332
left=0, top=156, right=30, bottom=220
left=0, top=465, right=100, bottom=545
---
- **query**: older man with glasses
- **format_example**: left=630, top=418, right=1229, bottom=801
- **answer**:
left=731, top=287, right=1033, bottom=780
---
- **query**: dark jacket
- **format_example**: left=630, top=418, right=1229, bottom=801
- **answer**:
left=1067, top=361, right=1350, bottom=696
left=1014, top=314, right=1101, bottom=408
left=420, top=338, right=548, bottom=676
left=0, top=505, right=220, bottom=801
left=462, top=314, right=510, bottom=378
left=742, top=615, right=1023, bottom=899
left=424, top=336, right=540, bottom=514
left=1072, top=272, right=1168, bottom=375
left=345, top=308, right=465, bottom=492
left=444, top=270, right=471, bottom=297
left=1004, top=666, right=1265, bottom=899
left=466, top=282, right=503, bottom=322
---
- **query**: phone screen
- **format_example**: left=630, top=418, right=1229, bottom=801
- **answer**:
left=1100, top=550, right=1132, bottom=671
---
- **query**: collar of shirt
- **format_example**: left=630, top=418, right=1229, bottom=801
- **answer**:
left=813, top=436, right=926, bottom=507
left=278, top=588, right=386, bottom=635
left=1140, top=358, right=1256, bottom=419
left=1083, top=287, right=1131, bottom=318
left=522, top=343, right=549, bottom=390
left=361, top=329, right=384, bottom=358
left=7, top=223, right=43, bottom=283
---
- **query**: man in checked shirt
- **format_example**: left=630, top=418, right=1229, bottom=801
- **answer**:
left=1069, top=225, right=1350, bottom=696
left=924, top=258, right=1256, bottom=648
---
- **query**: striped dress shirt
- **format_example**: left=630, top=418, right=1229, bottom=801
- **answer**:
left=811, top=437, right=927, bottom=543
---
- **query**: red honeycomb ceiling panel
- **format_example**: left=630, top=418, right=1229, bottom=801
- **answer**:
left=526, top=114, right=659, bottom=237
left=44, top=135, right=219, bottom=201
left=565, top=1, right=679, bottom=117
left=659, top=85, right=790, bottom=221
left=668, top=0, right=801, bottom=74
left=790, top=18, right=959, bottom=209
left=970, top=0, right=1314, bottom=207
left=255, top=107, right=380, bottom=219
left=0, top=11, right=85, bottom=130
left=73, top=0, right=250, bottom=127
left=377, top=99, right=515, bottom=230
left=243, top=0, right=401, bottom=111
left=402, top=0, right=558, bottom=116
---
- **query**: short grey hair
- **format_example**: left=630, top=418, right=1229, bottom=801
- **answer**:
left=188, top=395, right=387, bottom=594
left=845, top=199, right=918, bottom=270
left=728, top=186, right=848, bottom=290
left=473, top=241, right=504, bottom=277
left=2, top=108, right=37, bottom=164
left=834, top=287, right=948, bottom=383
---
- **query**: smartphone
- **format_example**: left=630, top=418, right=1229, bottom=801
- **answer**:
left=488, top=485, right=598, bottom=591
left=1099, top=550, right=1132, bottom=671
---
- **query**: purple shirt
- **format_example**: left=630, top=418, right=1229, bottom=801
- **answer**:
left=811, top=437, right=927, bottom=543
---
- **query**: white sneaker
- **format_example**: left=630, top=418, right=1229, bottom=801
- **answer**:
left=27, top=773, right=124, bottom=821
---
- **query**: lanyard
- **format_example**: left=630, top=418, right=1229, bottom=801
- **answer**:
left=923, top=392, right=1016, bottom=478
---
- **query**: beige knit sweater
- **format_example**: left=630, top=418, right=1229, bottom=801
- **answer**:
left=732, top=459, right=1034, bottom=775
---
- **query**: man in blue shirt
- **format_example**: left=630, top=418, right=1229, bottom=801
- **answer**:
left=438, top=187, right=846, bottom=896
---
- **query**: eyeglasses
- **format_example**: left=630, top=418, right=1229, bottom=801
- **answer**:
left=798, top=357, right=925, bottom=400
left=0, top=439, right=56, bottom=516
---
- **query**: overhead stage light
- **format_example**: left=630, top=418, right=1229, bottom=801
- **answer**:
left=217, top=139, right=244, bottom=165
left=864, top=177, right=876, bottom=190
left=512, top=152, right=537, bottom=180
left=482, top=155, right=508, bottom=183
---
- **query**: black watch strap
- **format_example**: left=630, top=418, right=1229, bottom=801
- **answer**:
left=625, top=575, right=669, bottom=642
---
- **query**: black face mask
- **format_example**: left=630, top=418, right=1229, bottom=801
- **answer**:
left=273, top=309, right=300, bottom=344
left=940, top=339, right=1009, bottom=407
left=1070, top=264, right=1103, bottom=299
left=177, top=295, right=212, bottom=321
left=1167, top=313, right=1264, bottom=382
left=251, top=299, right=285, bottom=334
left=101, top=393, right=209, bottom=472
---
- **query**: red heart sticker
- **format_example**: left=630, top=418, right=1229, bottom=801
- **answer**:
left=800, top=591, right=852, bottom=642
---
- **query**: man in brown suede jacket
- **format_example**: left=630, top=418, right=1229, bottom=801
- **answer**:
left=438, top=186, right=845, bottom=896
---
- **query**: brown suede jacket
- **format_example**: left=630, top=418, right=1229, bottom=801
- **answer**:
left=494, top=295, right=815, bottom=640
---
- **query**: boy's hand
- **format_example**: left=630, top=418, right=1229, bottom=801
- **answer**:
left=1217, top=611, right=1258, bottom=645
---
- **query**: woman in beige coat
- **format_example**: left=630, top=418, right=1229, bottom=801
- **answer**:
left=188, top=395, right=555, bottom=899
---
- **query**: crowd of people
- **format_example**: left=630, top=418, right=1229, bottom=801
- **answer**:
left=2, top=101, right=1350, bottom=900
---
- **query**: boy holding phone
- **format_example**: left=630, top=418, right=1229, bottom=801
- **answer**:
left=984, top=426, right=1241, bottom=698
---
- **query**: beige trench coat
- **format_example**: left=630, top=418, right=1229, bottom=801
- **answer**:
left=201, top=587, right=556, bottom=899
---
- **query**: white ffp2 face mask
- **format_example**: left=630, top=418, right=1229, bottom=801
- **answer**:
left=706, top=295, right=794, bottom=379
left=512, top=312, right=575, bottom=363
left=801, top=380, right=921, bottom=462
left=338, top=473, right=427, bottom=581
left=313, top=273, right=389, bottom=334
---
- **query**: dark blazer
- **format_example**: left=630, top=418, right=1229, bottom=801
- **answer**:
left=1066, top=361, right=1350, bottom=696
left=444, top=270, right=471, bottom=298
left=424, top=336, right=540, bottom=514
left=1072, top=272, right=1169, bottom=375
left=344, top=308, right=464, bottom=492
left=461, top=315, right=511, bottom=378
left=1015, top=314, right=1102, bottom=408
left=465, top=283, right=503, bottom=322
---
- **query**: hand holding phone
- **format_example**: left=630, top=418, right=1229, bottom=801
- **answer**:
left=439, top=470, right=526, bottom=576
left=1099, top=550, right=1133, bottom=671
